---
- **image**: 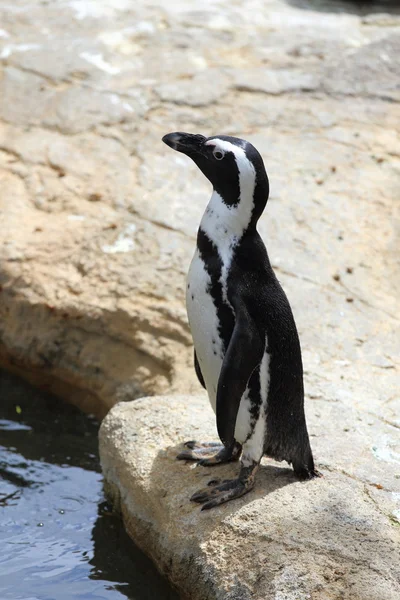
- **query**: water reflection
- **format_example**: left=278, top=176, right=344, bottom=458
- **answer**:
left=0, top=370, right=178, bottom=600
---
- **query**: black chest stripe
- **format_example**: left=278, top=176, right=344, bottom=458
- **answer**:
left=197, top=228, right=235, bottom=353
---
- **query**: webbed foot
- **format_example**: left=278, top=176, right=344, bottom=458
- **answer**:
left=177, top=440, right=241, bottom=466
left=190, top=460, right=259, bottom=510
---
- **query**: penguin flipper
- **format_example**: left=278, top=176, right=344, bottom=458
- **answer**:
left=216, top=311, right=264, bottom=447
left=194, top=350, right=206, bottom=389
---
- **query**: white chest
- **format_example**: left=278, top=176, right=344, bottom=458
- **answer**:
left=186, top=186, right=256, bottom=411
left=186, top=249, right=224, bottom=411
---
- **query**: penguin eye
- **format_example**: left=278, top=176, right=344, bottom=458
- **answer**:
left=213, top=150, right=224, bottom=160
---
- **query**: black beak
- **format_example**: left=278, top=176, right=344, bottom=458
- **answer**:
left=162, top=132, right=206, bottom=156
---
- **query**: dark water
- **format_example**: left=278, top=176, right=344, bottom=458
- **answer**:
left=0, top=370, right=179, bottom=600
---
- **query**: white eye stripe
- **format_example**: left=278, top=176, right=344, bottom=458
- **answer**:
left=205, top=139, right=241, bottom=153
left=206, top=138, right=246, bottom=161
left=206, top=138, right=256, bottom=197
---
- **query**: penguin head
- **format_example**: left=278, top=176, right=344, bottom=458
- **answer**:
left=162, top=132, right=269, bottom=219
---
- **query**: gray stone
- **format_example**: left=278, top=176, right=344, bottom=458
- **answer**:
left=100, top=395, right=400, bottom=600
left=0, top=0, right=398, bottom=453
left=232, top=69, right=320, bottom=95
left=1, top=0, right=400, bottom=594
left=155, top=70, right=230, bottom=107
left=322, top=33, right=400, bottom=101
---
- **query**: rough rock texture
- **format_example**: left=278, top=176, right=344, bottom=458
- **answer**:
left=100, top=395, right=400, bottom=600
left=0, top=0, right=399, bottom=417
left=1, top=1, right=399, bottom=597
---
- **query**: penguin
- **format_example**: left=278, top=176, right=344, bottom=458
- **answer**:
left=162, top=132, right=320, bottom=510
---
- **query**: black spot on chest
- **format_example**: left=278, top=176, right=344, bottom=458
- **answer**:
left=197, top=228, right=235, bottom=351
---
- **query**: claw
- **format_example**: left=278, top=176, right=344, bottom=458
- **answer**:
left=184, top=440, right=221, bottom=449
left=190, top=478, right=249, bottom=508
left=190, top=460, right=259, bottom=510
left=184, top=440, right=196, bottom=449
left=198, top=455, right=227, bottom=466
left=177, top=446, right=216, bottom=461
left=177, top=440, right=242, bottom=465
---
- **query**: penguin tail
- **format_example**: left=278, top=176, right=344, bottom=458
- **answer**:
left=292, top=449, right=322, bottom=480
left=264, top=409, right=322, bottom=478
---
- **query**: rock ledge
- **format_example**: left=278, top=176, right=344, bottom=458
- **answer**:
left=100, top=394, right=400, bottom=600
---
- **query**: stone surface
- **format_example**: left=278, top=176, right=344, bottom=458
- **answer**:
left=0, top=1, right=399, bottom=423
left=1, top=0, right=399, bottom=596
left=100, top=395, right=400, bottom=600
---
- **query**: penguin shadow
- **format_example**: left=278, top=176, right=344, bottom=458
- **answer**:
left=152, top=442, right=301, bottom=518
left=284, top=0, right=400, bottom=15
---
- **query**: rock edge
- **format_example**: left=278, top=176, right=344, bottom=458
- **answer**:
left=100, top=394, right=400, bottom=600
